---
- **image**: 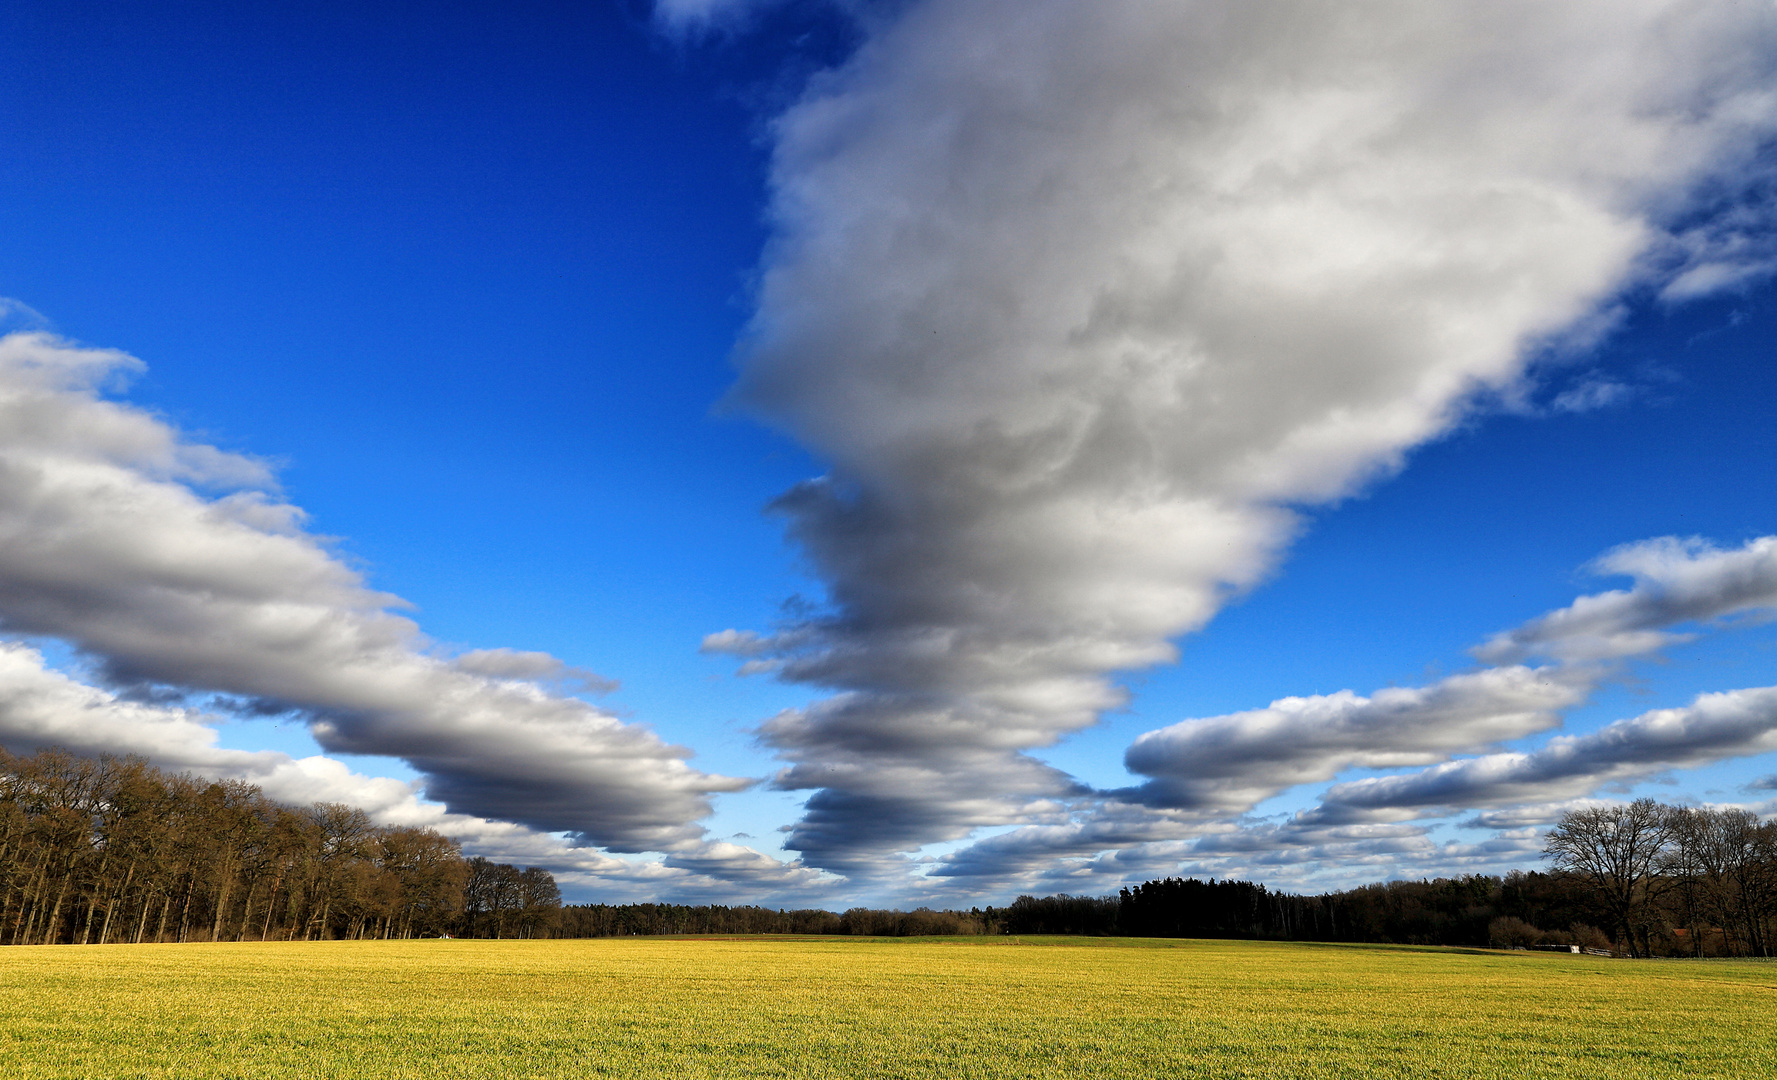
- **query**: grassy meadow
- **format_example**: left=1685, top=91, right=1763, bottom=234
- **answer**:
left=1, top=936, right=1772, bottom=1079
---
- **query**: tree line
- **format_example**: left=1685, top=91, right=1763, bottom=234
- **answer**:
left=548, top=800, right=1776, bottom=956
left=0, top=748, right=557, bottom=944
left=1541, top=797, right=1774, bottom=957
left=994, top=799, right=1776, bottom=957
left=6, top=748, right=1770, bottom=955
left=553, top=904, right=989, bottom=938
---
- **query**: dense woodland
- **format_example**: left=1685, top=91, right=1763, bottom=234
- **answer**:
left=3, top=751, right=1772, bottom=956
left=978, top=798, right=1777, bottom=957
left=540, top=798, right=1777, bottom=957
left=0, top=749, right=549, bottom=944
left=554, top=904, right=988, bottom=938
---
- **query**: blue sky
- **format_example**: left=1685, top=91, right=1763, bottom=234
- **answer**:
left=2, top=0, right=1775, bottom=904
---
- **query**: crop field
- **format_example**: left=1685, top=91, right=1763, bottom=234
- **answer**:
left=0, top=937, right=1772, bottom=1079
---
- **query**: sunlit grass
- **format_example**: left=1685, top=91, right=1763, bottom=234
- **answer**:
left=2, top=936, right=1771, bottom=1078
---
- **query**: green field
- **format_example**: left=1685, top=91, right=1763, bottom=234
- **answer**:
left=1, top=937, right=1772, bottom=1079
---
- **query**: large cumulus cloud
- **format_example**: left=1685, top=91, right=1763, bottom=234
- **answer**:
left=713, top=0, right=1777, bottom=879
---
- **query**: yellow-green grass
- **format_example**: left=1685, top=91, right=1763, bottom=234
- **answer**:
left=1, top=937, right=1772, bottom=1079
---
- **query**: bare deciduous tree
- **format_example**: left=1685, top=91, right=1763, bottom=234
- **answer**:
left=0, top=748, right=474, bottom=944
left=1544, top=799, right=1676, bottom=957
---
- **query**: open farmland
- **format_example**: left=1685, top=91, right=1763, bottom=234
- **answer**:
left=1, top=937, right=1772, bottom=1079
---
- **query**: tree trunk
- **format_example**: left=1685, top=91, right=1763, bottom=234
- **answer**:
left=133, top=890, right=155, bottom=944
left=78, top=853, right=113, bottom=946
left=211, top=860, right=234, bottom=942
left=260, top=868, right=284, bottom=942
left=100, top=861, right=138, bottom=946
left=39, top=871, right=73, bottom=946
left=177, top=872, right=196, bottom=943
left=78, top=892, right=100, bottom=945
left=14, top=855, right=53, bottom=946
left=236, top=879, right=258, bottom=943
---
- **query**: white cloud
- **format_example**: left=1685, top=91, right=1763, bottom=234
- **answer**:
left=1121, top=666, right=1588, bottom=814
left=653, top=0, right=784, bottom=34
left=1317, top=684, right=1777, bottom=817
left=1476, top=536, right=1777, bottom=663
left=700, top=628, right=778, bottom=656
left=930, top=533, right=1777, bottom=891
left=719, top=0, right=1777, bottom=877
left=0, top=639, right=548, bottom=851
left=1460, top=800, right=1611, bottom=829
left=0, top=299, right=50, bottom=336
left=451, top=648, right=618, bottom=695
left=0, top=331, right=747, bottom=855
left=0, top=637, right=836, bottom=900
left=1549, top=378, right=1631, bottom=413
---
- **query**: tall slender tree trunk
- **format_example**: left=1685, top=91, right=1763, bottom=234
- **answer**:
left=78, top=893, right=100, bottom=945
left=0, top=834, right=20, bottom=939
left=260, top=868, right=285, bottom=941
left=17, top=859, right=52, bottom=946
left=100, top=861, right=137, bottom=946
left=78, top=853, right=112, bottom=945
left=133, top=890, right=155, bottom=944
left=0, top=867, right=24, bottom=944
left=237, top=880, right=259, bottom=943
left=177, top=873, right=196, bottom=943
left=39, top=871, right=73, bottom=945
left=1732, top=876, right=1758, bottom=957
left=16, top=854, right=56, bottom=946
left=211, top=859, right=235, bottom=942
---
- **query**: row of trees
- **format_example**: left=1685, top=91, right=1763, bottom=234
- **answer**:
left=552, top=904, right=988, bottom=937
left=1101, top=872, right=1609, bottom=948
left=1543, top=798, right=1776, bottom=957
left=0, top=749, right=558, bottom=944
left=6, top=748, right=1768, bottom=956
left=544, top=882, right=1590, bottom=944
left=990, top=799, right=1776, bottom=956
left=462, top=857, right=563, bottom=939
left=540, top=808, right=1773, bottom=956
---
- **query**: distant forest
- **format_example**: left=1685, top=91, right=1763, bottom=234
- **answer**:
left=3, top=749, right=1772, bottom=956
left=0, top=749, right=555, bottom=944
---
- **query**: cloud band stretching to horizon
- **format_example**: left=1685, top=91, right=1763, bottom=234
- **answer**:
left=712, top=0, right=1777, bottom=879
left=1316, top=685, right=1777, bottom=820
left=923, top=535, right=1777, bottom=890
left=1120, top=666, right=1590, bottom=815
left=1476, top=536, right=1777, bottom=664
left=0, top=333, right=748, bottom=854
